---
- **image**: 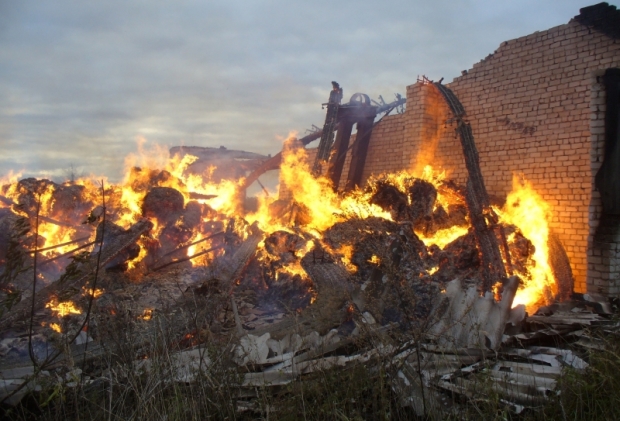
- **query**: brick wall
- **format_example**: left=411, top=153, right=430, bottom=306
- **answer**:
left=330, top=19, right=620, bottom=295
left=424, top=20, right=620, bottom=293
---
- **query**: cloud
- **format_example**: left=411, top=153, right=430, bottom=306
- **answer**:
left=0, top=0, right=612, bottom=182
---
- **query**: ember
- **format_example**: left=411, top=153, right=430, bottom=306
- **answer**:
left=45, top=299, right=81, bottom=317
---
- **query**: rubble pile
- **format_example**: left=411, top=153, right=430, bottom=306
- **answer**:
left=0, top=164, right=599, bottom=414
left=0, top=83, right=602, bottom=417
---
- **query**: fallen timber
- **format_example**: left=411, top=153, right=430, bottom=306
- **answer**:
left=434, top=82, right=507, bottom=293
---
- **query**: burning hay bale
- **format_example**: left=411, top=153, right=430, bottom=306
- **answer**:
left=141, top=186, right=185, bottom=222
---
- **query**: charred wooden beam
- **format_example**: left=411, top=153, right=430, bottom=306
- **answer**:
left=433, top=83, right=507, bottom=292
left=313, top=82, right=343, bottom=175
left=327, top=94, right=377, bottom=189
left=188, top=192, right=217, bottom=201
left=326, top=117, right=355, bottom=187
left=345, top=114, right=375, bottom=191
left=157, top=231, right=225, bottom=260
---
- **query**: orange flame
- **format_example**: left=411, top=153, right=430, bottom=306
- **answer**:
left=497, top=175, right=556, bottom=312
left=46, top=299, right=81, bottom=317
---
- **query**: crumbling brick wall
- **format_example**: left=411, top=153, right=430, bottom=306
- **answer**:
left=423, top=19, right=620, bottom=294
left=332, top=16, right=620, bottom=295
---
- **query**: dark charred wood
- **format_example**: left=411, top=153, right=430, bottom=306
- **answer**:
left=326, top=118, right=354, bottom=188
left=465, top=180, right=506, bottom=291
left=27, top=236, right=91, bottom=254
left=157, top=231, right=225, bottom=261
left=345, top=114, right=376, bottom=191
left=434, top=83, right=507, bottom=292
left=38, top=240, right=96, bottom=266
left=211, top=223, right=264, bottom=291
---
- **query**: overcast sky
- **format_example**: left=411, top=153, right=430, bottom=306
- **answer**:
left=0, top=0, right=615, bottom=183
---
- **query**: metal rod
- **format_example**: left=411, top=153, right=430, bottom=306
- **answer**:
left=256, top=178, right=270, bottom=197
left=151, top=244, right=224, bottom=272
left=28, top=235, right=91, bottom=254
left=189, top=192, right=217, bottom=201
left=39, top=241, right=96, bottom=266
left=159, top=231, right=225, bottom=260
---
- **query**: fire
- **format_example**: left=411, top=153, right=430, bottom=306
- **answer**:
left=128, top=246, right=148, bottom=270
left=46, top=299, right=81, bottom=317
left=139, top=308, right=153, bottom=320
left=0, top=170, right=22, bottom=188
left=276, top=261, right=307, bottom=280
left=418, top=225, right=469, bottom=249
left=0, top=129, right=561, bottom=319
left=497, top=175, right=556, bottom=312
left=278, top=135, right=390, bottom=232
left=49, top=323, right=62, bottom=333
left=368, top=255, right=381, bottom=265
left=4, top=182, right=84, bottom=258
left=333, top=244, right=357, bottom=273
left=82, top=287, right=104, bottom=298
left=279, top=138, right=344, bottom=231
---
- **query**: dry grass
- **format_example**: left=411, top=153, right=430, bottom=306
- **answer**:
left=3, top=315, right=620, bottom=421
